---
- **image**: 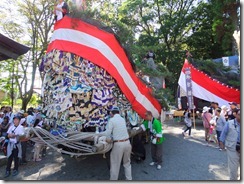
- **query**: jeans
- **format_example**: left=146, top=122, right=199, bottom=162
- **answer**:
left=216, top=130, right=222, bottom=146
left=6, top=147, right=19, bottom=172
left=184, top=126, right=192, bottom=136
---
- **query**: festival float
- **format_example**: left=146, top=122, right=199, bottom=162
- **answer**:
left=27, top=15, right=162, bottom=157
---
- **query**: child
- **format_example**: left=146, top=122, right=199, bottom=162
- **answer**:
left=182, top=109, right=192, bottom=137
left=207, top=121, right=218, bottom=146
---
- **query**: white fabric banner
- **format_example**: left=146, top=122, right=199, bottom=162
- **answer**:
left=222, top=57, right=229, bottom=67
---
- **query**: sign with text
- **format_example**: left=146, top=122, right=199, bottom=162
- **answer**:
left=185, top=67, right=194, bottom=109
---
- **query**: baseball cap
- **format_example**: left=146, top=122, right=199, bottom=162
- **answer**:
left=110, top=106, right=120, bottom=112
left=229, top=102, right=237, bottom=106
left=0, top=112, right=4, bottom=115
left=13, top=115, right=21, bottom=120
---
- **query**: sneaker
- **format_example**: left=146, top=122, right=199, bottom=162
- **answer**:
left=157, top=165, right=162, bottom=170
left=4, top=171, right=10, bottom=178
left=12, top=170, right=18, bottom=176
left=219, top=148, right=222, bottom=151
left=149, top=162, right=155, bottom=166
left=182, top=132, right=185, bottom=137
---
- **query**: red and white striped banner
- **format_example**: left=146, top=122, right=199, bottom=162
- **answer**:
left=178, top=59, right=240, bottom=107
left=47, top=16, right=161, bottom=118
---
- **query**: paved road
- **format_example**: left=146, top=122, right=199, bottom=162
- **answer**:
left=1, top=119, right=230, bottom=181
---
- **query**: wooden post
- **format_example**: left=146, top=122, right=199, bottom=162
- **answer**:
left=193, top=109, right=196, bottom=129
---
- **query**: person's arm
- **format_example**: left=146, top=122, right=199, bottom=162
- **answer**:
left=99, top=120, right=113, bottom=137
left=219, top=122, right=229, bottom=148
left=139, top=120, right=148, bottom=132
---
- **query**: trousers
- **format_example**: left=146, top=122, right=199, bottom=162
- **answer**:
left=21, top=142, right=27, bottom=162
left=6, top=147, right=19, bottom=172
left=184, top=126, right=192, bottom=135
left=110, top=140, right=132, bottom=180
left=226, top=147, right=240, bottom=180
left=151, top=143, right=163, bottom=165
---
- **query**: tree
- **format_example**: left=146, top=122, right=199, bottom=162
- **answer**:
left=1, top=0, right=55, bottom=111
left=210, top=0, right=240, bottom=56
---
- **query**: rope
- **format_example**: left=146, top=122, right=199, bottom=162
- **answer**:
left=28, top=127, right=113, bottom=157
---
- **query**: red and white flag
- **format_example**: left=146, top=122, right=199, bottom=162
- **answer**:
left=47, top=16, right=161, bottom=118
left=178, top=59, right=240, bottom=107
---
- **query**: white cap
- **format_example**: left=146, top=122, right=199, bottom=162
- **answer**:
left=19, top=110, right=25, bottom=114
left=202, top=106, right=209, bottom=113
left=221, top=105, right=227, bottom=110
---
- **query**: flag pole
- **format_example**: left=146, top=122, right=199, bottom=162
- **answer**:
left=193, top=106, right=196, bottom=129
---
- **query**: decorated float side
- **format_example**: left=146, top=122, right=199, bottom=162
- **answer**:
left=30, top=16, right=162, bottom=157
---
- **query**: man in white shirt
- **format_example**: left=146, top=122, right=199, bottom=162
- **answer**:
left=54, top=0, right=69, bottom=21
left=101, top=106, right=132, bottom=180
left=4, top=116, right=25, bottom=178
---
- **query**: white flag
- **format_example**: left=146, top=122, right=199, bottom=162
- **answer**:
left=222, top=57, right=229, bottom=67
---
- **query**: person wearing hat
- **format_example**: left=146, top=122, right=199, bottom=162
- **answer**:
left=227, top=102, right=238, bottom=120
left=220, top=105, right=228, bottom=121
left=0, top=111, right=4, bottom=124
left=4, top=115, right=25, bottom=178
left=219, top=109, right=240, bottom=180
left=202, top=106, right=212, bottom=143
left=139, top=111, right=165, bottom=170
left=100, top=106, right=132, bottom=180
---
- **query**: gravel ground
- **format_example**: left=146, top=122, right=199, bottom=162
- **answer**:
left=0, top=119, right=230, bottom=181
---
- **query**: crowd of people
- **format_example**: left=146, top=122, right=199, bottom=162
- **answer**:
left=0, top=106, right=48, bottom=178
left=182, top=101, right=240, bottom=180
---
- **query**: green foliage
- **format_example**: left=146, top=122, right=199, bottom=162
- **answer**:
left=29, top=94, right=39, bottom=106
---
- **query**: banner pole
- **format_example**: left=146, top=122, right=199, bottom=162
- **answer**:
left=193, top=108, right=196, bottom=129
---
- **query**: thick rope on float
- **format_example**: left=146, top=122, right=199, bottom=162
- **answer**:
left=26, top=127, right=113, bottom=157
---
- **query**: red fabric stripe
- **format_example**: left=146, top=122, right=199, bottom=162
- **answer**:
left=51, top=16, right=133, bottom=81
left=182, top=60, right=240, bottom=103
left=48, top=40, right=160, bottom=118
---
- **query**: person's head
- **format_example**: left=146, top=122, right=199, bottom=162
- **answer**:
left=233, top=109, right=240, bottom=123
left=18, top=110, right=25, bottom=117
left=110, top=106, right=120, bottom=117
left=229, top=102, right=237, bottom=110
left=0, top=106, right=5, bottom=112
left=214, top=102, right=219, bottom=108
left=221, top=105, right=228, bottom=112
left=3, top=116, right=9, bottom=123
left=27, top=110, right=33, bottom=116
left=0, top=111, right=4, bottom=117
left=6, top=106, right=12, bottom=112
left=215, top=108, right=221, bottom=116
left=202, top=106, right=209, bottom=113
left=13, top=115, right=21, bottom=126
left=58, top=0, right=64, bottom=3
left=210, top=102, right=215, bottom=108
left=145, top=111, right=153, bottom=121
